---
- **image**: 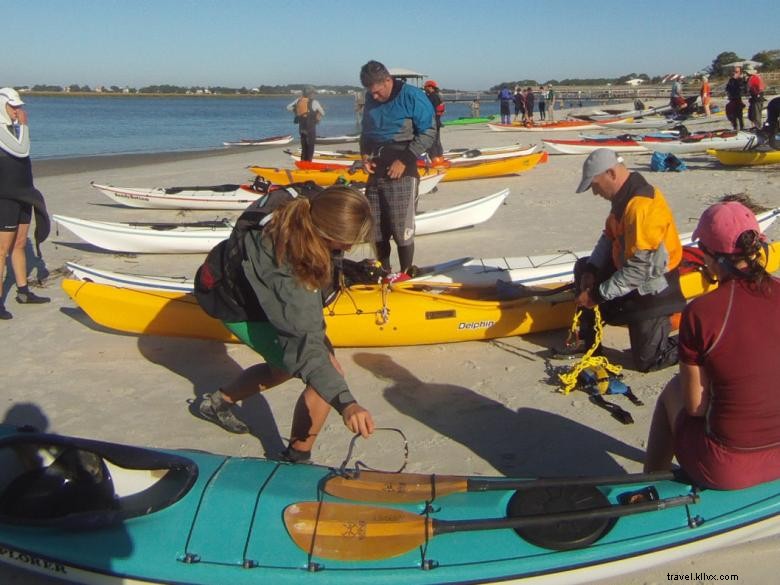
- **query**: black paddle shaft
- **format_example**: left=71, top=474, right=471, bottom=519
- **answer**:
left=433, top=493, right=697, bottom=536
left=464, top=470, right=676, bottom=492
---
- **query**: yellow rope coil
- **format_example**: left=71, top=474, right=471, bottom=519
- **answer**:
left=558, top=305, right=622, bottom=395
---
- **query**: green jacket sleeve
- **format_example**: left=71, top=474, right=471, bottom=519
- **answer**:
left=241, top=232, right=356, bottom=410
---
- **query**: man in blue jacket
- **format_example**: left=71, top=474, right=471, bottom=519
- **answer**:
left=359, top=61, right=435, bottom=273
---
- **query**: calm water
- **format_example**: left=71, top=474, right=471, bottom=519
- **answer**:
left=22, top=95, right=504, bottom=160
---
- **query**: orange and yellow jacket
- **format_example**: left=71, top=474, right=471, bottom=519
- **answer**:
left=589, top=173, right=682, bottom=302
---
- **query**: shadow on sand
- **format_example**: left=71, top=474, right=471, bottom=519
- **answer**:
left=353, top=352, right=645, bottom=477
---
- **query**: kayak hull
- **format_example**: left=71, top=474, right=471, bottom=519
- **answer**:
left=53, top=189, right=509, bottom=253
left=708, top=148, right=780, bottom=166
left=253, top=152, right=543, bottom=183
left=59, top=240, right=780, bottom=346
left=1, top=425, right=778, bottom=585
left=543, top=139, right=648, bottom=155
left=90, top=182, right=263, bottom=210
left=222, top=134, right=293, bottom=147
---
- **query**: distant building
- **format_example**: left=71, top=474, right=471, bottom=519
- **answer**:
left=625, top=78, right=645, bottom=87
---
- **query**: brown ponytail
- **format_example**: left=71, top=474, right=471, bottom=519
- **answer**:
left=263, top=186, right=372, bottom=290
left=721, top=230, right=773, bottom=295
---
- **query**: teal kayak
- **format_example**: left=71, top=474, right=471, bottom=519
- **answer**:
left=442, top=115, right=496, bottom=126
left=0, top=424, right=778, bottom=585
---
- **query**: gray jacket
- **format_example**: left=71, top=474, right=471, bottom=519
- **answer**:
left=241, top=231, right=355, bottom=410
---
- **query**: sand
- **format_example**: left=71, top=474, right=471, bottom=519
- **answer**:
left=2, top=101, right=779, bottom=583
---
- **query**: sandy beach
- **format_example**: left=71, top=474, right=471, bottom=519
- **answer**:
left=2, top=101, right=779, bottom=583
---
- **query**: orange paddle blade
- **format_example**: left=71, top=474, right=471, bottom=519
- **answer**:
left=323, top=471, right=468, bottom=503
left=284, top=501, right=431, bottom=560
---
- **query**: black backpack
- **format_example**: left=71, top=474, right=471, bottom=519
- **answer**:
left=194, top=181, right=323, bottom=323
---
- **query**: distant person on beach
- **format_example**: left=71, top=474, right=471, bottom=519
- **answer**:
left=359, top=60, right=435, bottom=273
left=0, top=87, right=51, bottom=320
left=699, top=74, right=711, bottom=117
left=537, top=86, right=546, bottom=121
left=524, top=87, right=535, bottom=123
left=470, top=98, right=481, bottom=118
left=423, top=80, right=445, bottom=159
left=546, top=85, right=556, bottom=122
left=497, top=86, right=513, bottom=124
left=745, top=65, right=765, bottom=130
left=669, top=78, right=686, bottom=115
left=512, top=86, right=524, bottom=123
left=194, top=186, right=375, bottom=463
left=725, top=66, right=746, bottom=130
left=287, top=86, right=324, bottom=161
left=644, top=201, right=780, bottom=489
left=556, top=149, right=684, bottom=372
left=354, top=91, right=365, bottom=131
left=757, top=96, right=780, bottom=150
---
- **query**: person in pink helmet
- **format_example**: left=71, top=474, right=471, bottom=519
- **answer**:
left=644, top=201, right=780, bottom=489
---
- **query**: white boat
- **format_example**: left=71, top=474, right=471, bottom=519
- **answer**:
left=222, top=134, right=293, bottom=147
left=644, top=131, right=755, bottom=155
left=64, top=206, right=780, bottom=289
left=53, top=189, right=510, bottom=254
left=91, top=181, right=266, bottom=210
left=542, top=139, right=650, bottom=155
left=596, top=118, right=676, bottom=130
left=316, top=134, right=360, bottom=144
left=93, top=171, right=443, bottom=211
left=487, top=121, right=602, bottom=132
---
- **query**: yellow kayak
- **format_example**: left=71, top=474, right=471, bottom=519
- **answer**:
left=250, top=152, right=544, bottom=185
left=707, top=148, right=780, bottom=166
left=60, top=242, right=779, bottom=347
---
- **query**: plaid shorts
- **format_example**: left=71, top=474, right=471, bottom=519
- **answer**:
left=365, top=176, right=418, bottom=244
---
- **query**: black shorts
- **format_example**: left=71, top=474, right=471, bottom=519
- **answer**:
left=0, top=198, right=32, bottom=231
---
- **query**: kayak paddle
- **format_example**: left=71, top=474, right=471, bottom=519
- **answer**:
left=284, top=492, right=697, bottom=561
left=322, top=469, right=676, bottom=503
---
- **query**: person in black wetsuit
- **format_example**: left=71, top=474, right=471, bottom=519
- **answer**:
left=0, top=87, right=50, bottom=320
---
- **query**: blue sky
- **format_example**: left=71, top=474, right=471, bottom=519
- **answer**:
left=6, top=0, right=779, bottom=90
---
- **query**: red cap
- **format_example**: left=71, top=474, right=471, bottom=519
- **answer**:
left=692, top=201, right=764, bottom=254
left=424, top=80, right=438, bottom=88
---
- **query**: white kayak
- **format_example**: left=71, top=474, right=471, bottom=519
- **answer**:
left=222, top=134, right=293, bottom=147
left=93, top=171, right=443, bottom=211
left=65, top=206, right=780, bottom=289
left=542, top=139, right=650, bottom=155
left=316, top=134, right=360, bottom=144
left=645, top=131, right=755, bottom=155
left=53, top=189, right=510, bottom=254
left=91, top=181, right=267, bottom=210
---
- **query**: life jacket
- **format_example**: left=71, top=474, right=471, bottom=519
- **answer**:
left=295, top=97, right=310, bottom=117
left=194, top=181, right=380, bottom=323
left=194, top=182, right=323, bottom=323
left=499, top=88, right=513, bottom=101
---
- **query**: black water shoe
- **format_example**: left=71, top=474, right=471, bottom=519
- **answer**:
left=196, top=392, right=249, bottom=434
left=16, top=289, right=51, bottom=304
left=0, top=304, right=12, bottom=320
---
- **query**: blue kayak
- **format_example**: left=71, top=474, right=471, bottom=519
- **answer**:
left=0, top=424, right=778, bottom=585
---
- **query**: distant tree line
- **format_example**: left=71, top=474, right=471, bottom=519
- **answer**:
left=25, top=84, right=363, bottom=95
left=490, top=48, right=779, bottom=91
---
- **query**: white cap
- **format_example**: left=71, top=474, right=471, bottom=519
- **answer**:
left=576, top=149, right=624, bottom=193
left=0, top=87, right=24, bottom=107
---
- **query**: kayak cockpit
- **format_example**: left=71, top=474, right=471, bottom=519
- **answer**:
left=0, top=430, right=198, bottom=529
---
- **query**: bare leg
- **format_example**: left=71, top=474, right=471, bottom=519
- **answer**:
left=644, top=376, right=685, bottom=472
left=0, top=230, right=14, bottom=292
left=10, top=223, right=29, bottom=288
left=289, top=386, right=332, bottom=452
left=220, top=363, right=290, bottom=403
